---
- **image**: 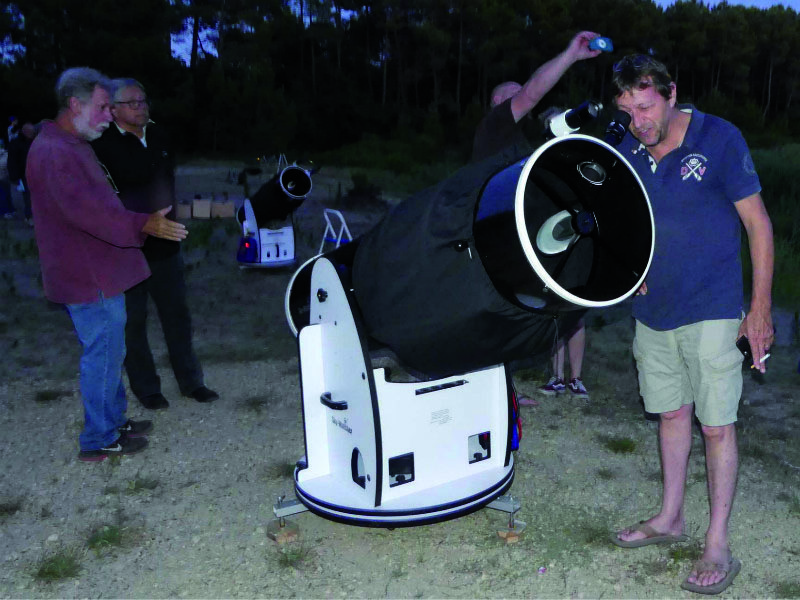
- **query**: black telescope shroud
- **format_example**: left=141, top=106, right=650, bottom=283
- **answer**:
left=350, top=146, right=562, bottom=378
left=348, top=137, right=651, bottom=378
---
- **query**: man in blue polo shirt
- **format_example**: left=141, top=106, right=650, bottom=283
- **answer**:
left=607, top=55, right=774, bottom=595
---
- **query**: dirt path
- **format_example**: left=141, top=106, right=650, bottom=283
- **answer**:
left=0, top=166, right=798, bottom=599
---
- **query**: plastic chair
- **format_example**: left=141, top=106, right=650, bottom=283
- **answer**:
left=319, top=208, right=353, bottom=254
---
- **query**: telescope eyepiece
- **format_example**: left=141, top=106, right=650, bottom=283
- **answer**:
left=604, top=110, right=632, bottom=146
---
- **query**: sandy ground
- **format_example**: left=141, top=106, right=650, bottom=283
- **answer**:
left=0, top=165, right=799, bottom=599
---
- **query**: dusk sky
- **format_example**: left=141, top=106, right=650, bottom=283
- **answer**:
left=654, top=0, right=799, bottom=8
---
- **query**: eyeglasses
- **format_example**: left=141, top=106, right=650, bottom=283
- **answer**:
left=98, top=161, right=119, bottom=194
left=115, top=99, right=149, bottom=109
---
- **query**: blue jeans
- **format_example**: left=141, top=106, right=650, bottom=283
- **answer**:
left=66, top=293, right=128, bottom=451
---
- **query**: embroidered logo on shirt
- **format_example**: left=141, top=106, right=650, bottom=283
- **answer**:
left=680, top=154, right=708, bottom=182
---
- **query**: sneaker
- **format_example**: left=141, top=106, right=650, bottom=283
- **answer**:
left=78, top=434, right=148, bottom=462
left=537, top=376, right=566, bottom=396
left=568, top=377, right=589, bottom=399
left=118, top=419, right=152, bottom=438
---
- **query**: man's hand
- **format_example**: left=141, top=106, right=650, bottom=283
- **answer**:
left=142, top=206, right=188, bottom=241
left=738, top=307, right=774, bottom=373
left=636, top=281, right=648, bottom=296
left=565, top=31, right=603, bottom=62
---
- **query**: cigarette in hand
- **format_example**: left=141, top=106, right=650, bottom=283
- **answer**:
left=750, top=353, right=770, bottom=368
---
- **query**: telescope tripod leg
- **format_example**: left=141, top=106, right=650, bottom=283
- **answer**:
left=487, top=494, right=526, bottom=542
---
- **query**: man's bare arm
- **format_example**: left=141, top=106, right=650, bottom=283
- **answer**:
left=510, top=31, right=602, bottom=122
left=734, top=192, right=774, bottom=372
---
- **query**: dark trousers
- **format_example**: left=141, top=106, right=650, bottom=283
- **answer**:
left=124, top=251, right=203, bottom=399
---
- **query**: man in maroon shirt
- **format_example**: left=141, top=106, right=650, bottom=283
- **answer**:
left=26, top=67, right=187, bottom=462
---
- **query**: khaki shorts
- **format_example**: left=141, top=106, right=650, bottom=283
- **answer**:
left=632, top=318, right=744, bottom=426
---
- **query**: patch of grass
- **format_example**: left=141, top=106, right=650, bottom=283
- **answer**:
left=530, top=507, right=615, bottom=561
left=596, top=468, right=616, bottom=481
left=767, top=428, right=790, bottom=442
left=774, top=582, right=800, bottom=599
left=182, top=220, right=216, bottom=250
left=125, top=476, right=159, bottom=494
left=633, top=557, right=671, bottom=585
left=0, top=498, right=23, bottom=518
left=267, top=461, right=296, bottom=479
left=276, top=543, right=312, bottom=568
left=668, top=540, right=703, bottom=563
left=512, top=368, right=547, bottom=384
left=581, top=402, right=616, bottom=418
left=787, top=495, right=800, bottom=517
left=738, top=436, right=790, bottom=481
left=87, top=525, right=123, bottom=554
left=598, top=434, right=637, bottom=454
left=687, top=471, right=705, bottom=486
left=241, top=394, right=275, bottom=413
left=34, top=389, right=72, bottom=403
left=596, top=348, right=636, bottom=374
left=389, top=566, right=406, bottom=579
left=40, top=506, right=52, bottom=519
left=34, top=547, right=82, bottom=581
left=576, top=520, right=612, bottom=546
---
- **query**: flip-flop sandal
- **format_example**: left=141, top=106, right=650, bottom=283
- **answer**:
left=609, top=521, right=690, bottom=548
left=680, top=557, right=741, bottom=595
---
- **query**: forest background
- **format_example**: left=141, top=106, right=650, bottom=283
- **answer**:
left=2, top=0, right=799, bottom=159
left=2, top=0, right=800, bottom=305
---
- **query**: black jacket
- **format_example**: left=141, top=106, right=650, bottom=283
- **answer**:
left=8, top=133, right=32, bottom=184
left=93, top=122, right=178, bottom=260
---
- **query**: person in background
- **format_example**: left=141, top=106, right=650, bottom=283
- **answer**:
left=537, top=317, right=588, bottom=399
left=92, top=78, right=218, bottom=410
left=607, top=55, right=773, bottom=596
left=0, top=140, right=13, bottom=218
left=7, top=116, right=19, bottom=143
left=26, top=67, right=188, bottom=461
left=471, top=31, right=602, bottom=163
left=8, top=121, right=37, bottom=224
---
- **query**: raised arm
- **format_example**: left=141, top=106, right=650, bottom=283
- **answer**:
left=509, top=31, right=602, bottom=122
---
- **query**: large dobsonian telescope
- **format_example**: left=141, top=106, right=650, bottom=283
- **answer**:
left=281, top=112, right=652, bottom=527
